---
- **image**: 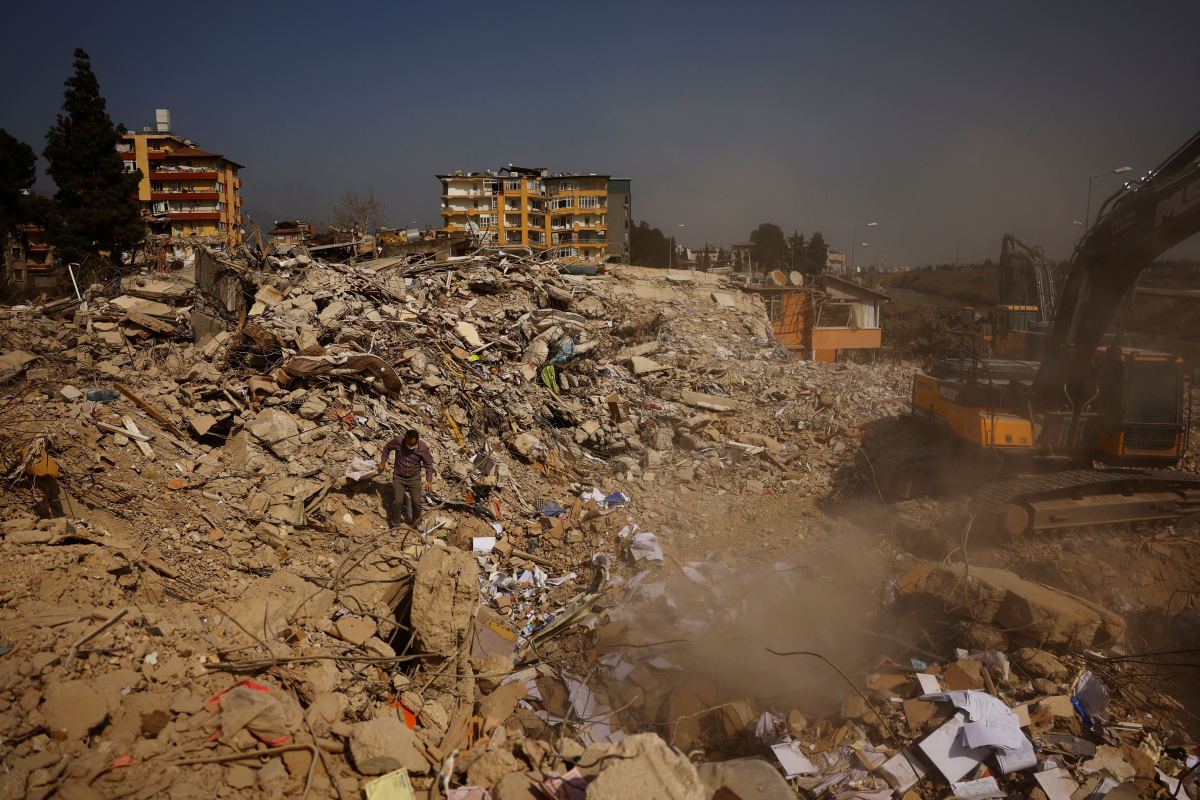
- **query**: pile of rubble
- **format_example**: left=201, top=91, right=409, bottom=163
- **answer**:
left=0, top=239, right=1194, bottom=800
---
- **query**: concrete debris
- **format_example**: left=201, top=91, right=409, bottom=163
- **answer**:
left=0, top=235, right=1196, bottom=800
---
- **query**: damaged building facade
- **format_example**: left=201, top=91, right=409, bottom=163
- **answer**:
left=117, top=109, right=245, bottom=244
left=438, top=166, right=630, bottom=261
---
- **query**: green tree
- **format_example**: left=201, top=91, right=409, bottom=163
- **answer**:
left=43, top=49, right=144, bottom=269
left=749, top=223, right=786, bottom=272
left=0, top=130, right=38, bottom=280
left=804, top=231, right=829, bottom=275
left=786, top=229, right=806, bottom=272
left=630, top=220, right=669, bottom=268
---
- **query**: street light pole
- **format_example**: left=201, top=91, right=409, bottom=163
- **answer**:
left=1085, top=167, right=1132, bottom=232
left=850, top=222, right=877, bottom=273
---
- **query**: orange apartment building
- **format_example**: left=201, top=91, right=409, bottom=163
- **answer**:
left=437, top=166, right=619, bottom=261
left=758, top=275, right=890, bottom=362
left=117, top=110, right=244, bottom=244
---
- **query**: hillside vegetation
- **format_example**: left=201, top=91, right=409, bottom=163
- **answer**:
left=880, top=267, right=1000, bottom=307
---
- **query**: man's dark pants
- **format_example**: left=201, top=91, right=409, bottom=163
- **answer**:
left=392, top=473, right=423, bottom=527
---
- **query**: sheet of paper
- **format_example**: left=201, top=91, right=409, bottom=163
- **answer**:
left=952, top=777, right=1007, bottom=800
left=876, top=750, right=928, bottom=792
left=918, top=713, right=989, bottom=783
left=630, top=532, right=664, bottom=561
left=1036, top=768, right=1080, bottom=800
left=916, top=673, right=942, bottom=694
left=995, top=733, right=1038, bottom=774
left=772, top=741, right=817, bottom=778
left=471, top=536, right=496, bottom=552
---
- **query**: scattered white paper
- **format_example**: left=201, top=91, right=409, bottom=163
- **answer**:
left=472, top=537, right=496, bottom=552
left=630, top=532, right=664, bottom=561
left=916, top=673, right=942, bottom=695
left=952, top=777, right=1007, bottom=800
left=876, top=750, right=928, bottom=792
left=917, top=713, right=989, bottom=783
left=625, top=570, right=650, bottom=591
left=647, top=656, right=682, bottom=670
left=1035, top=768, right=1079, bottom=800
left=772, top=741, right=817, bottom=778
left=995, top=733, right=1037, bottom=774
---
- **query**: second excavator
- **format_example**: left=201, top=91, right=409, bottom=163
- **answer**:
left=883, top=127, right=1200, bottom=539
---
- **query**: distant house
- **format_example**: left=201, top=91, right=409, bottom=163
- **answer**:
left=812, top=275, right=890, bottom=361
left=268, top=221, right=315, bottom=247
left=752, top=274, right=890, bottom=362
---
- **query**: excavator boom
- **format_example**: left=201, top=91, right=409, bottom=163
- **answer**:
left=1033, top=129, right=1200, bottom=455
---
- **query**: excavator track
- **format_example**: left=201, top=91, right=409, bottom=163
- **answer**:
left=972, top=468, right=1200, bottom=539
left=874, top=443, right=956, bottom=500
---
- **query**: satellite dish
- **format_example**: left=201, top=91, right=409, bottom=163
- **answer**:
left=770, top=270, right=787, bottom=286
left=789, top=271, right=803, bottom=286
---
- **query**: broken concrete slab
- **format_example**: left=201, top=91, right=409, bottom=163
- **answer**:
left=348, top=717, right=429, bottom=775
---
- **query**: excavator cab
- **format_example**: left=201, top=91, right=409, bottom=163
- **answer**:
left=989, top=305, right=1038, bottom=357
left=1093, top=348, right=1189, bottom=465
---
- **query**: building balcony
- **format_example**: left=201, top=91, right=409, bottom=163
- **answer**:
left=151, top=192, right=219, bottom=201
left=164, top=212, right=221, bottom=220
left=149, top=169, right=218, bottom=180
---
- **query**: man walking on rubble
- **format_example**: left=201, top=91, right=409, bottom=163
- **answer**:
left=378, top=429, right=435, bottom=529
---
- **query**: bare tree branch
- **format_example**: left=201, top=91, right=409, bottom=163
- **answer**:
left=328, top=188, right=385, bottom=239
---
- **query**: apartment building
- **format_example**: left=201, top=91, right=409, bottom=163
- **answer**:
left=268, top=221, right=315, bottom=247
left=4, top=224, right=61, bottom=296
left=117, top=110, right=245, bottom=243
left=437, top=166, right=619, bottom=261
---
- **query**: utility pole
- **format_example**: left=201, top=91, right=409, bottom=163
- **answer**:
left=955, top=241, right=960, bottom=268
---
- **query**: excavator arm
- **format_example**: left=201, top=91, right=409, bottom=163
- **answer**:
left=1033, top=128, right=1200, bottom=455
left=998, top=233, right=1056, bottom=321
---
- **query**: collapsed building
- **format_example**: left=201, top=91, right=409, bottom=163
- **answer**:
left=0, top=239, right=1196, bottom=800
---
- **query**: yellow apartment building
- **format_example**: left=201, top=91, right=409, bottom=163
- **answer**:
left=437, top=166, right=613, bottom=260
left=117, top=110, right=245, bottom=244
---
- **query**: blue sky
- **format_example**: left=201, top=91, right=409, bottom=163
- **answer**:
left=3, top=0, right=1198, bottom=265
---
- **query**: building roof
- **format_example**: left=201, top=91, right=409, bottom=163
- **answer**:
left=166, top=147, right=246, bottom=169
left=819, top=274, right=892, bottom=301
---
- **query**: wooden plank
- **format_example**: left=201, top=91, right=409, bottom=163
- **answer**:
left=123, top=417, right=155, bottom=459
left=95, top=421, right=149, bottom=441
left=123, top=311, right=176, bottom=335
left=113, top=382, right=187, bottom=440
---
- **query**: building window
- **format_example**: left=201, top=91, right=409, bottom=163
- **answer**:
left=122, top=160, right=138, bottom=173
left=506, top=231, right=522, bottom=244
left=483, top=179, right=498, bottom=194
left=169, top=181, right=180, bottom=192
left=556, top=179, right=577, bottom=192
left=151, top=182, right=163, bottom=192
left=579, top=196, right=599, bottom=209
left=472, top=200, right=479, bottom=210
left=504, top=179, right=521, bottom=192
left=477, top=214, right=497, bottom=227
left=217, top=222, right=226, bottom=232
left=489, top=197, right=498, bottom=210
left=526, top=179, right=543, bottom=193
left=189, top=222, right=197, bottom=232
left=550, top=196, right=574, bottom=210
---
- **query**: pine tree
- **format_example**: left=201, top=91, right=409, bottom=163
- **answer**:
left=0, top=129, right=37, bottom=253
left=787, top=229, right=806, bottom=272
left=805, top=231, right=829, bottom=275
left=43, top=49, right=144, bottom=269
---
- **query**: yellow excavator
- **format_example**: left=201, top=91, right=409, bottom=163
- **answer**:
left=987, top=234, right=1058, bottom=359
left=883, top=128, right=1200, bottom=539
